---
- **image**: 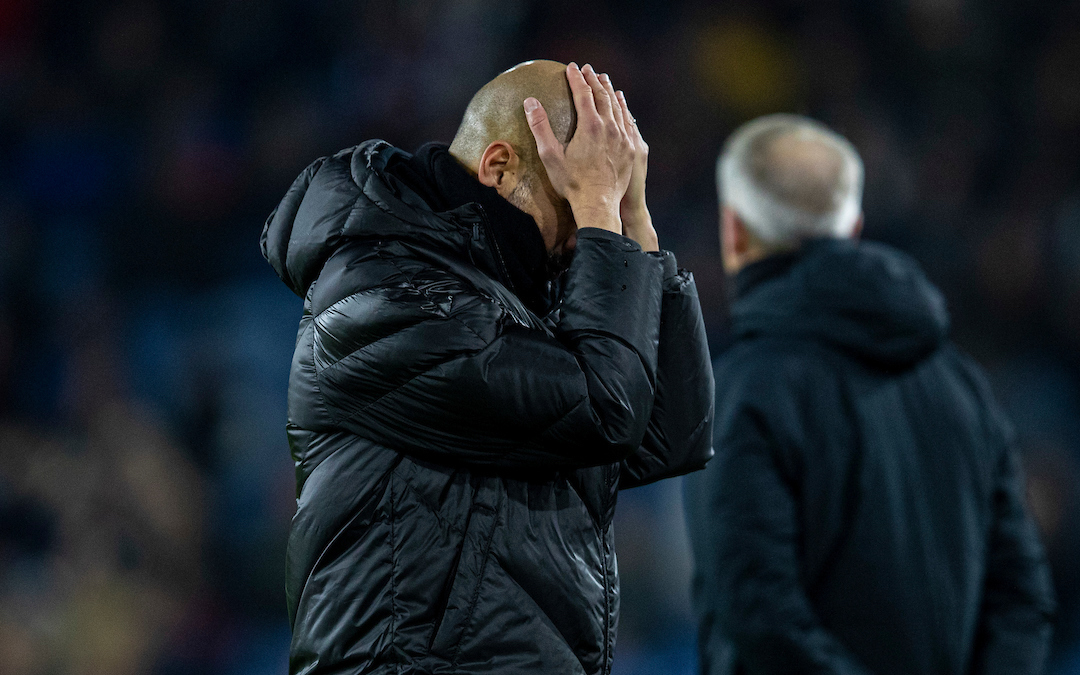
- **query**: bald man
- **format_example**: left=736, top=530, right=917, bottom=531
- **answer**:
left=262, top=61, right=713, bottom=674
left=684, top=115, right=1055, bottom=675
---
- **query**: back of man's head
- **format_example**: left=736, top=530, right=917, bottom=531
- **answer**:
left=717, top=114, right=864, bottom=246
left=450, top=59, right=576, bottom=177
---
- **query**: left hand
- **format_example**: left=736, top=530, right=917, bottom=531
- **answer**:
left=598, top=74, right=659, bottom=252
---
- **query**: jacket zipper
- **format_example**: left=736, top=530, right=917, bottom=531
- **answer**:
left=475, top=206, right=517, bottom=296
left=602, top=467, right=616, bottom=675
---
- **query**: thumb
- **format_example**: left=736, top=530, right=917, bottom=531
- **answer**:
left=524, top=97, right=562, bottom=165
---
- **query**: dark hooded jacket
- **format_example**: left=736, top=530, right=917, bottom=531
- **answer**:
left=684, top=239, right=1055, bottom=675
left=262, top=141, right=714, bottom=675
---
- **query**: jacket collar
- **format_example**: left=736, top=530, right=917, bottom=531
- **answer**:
left=732, top=248, right=802, bottom=300
left=398, top=143, right=552, bottom=312
left=354, top=141, right=553, bottom=314
left=730, top=238, right=950, bottom=367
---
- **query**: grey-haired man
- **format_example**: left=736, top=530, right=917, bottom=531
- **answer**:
left=684, top=114, right=1055, bottom=675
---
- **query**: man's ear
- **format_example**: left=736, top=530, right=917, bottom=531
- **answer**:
left=477, top=141, right=520, bottom=192
left=850, top=213, right=865, bottom=240
left=721, top=205, right=750, bottom=274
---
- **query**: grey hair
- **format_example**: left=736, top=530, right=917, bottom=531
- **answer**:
left=717, top=114, right=864, bottom=245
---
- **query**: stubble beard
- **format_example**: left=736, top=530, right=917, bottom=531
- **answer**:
left=506, top=173, right=575, bottom=280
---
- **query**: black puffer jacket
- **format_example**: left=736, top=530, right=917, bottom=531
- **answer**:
left=262, top=141, right=714, bottom=675
left=684, top=239, right=1055, bottom=675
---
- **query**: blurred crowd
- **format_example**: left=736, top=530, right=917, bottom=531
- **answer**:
left=0, top=0, right=1078, bottom=673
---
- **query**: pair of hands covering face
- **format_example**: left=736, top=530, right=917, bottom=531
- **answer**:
left=524, top=63, right=659, bottom=253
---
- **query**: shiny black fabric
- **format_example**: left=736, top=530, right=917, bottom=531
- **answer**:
left=685, top=239, right=1056, bottom=675
left=262, top=141, right=714, bottom=675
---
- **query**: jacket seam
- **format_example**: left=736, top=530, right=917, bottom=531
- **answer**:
left=314, top=315, right=428, bottom=380
left=601, top=525, right=612, bottom=675
left=528, top=395, right=592, bottom=449
left=606, top=465, right=618, bottom=673
left=561, top=328, right=658, bottom=392
left=317, top=258, right=492, bottom=427
left=385, top=253, right=490, bottom=345
left=291, top=459, right=398, bottom=629
left=390, top=470, right=398, bottom=658
left=330, top=338, right=492, bottom=428
left=311, top=284, right=387, bottom=321
left=621, top=394, right=712, bottom=487
left=310, top=285, right=423, bottom=369
left=486, top=553, right=600, bottom=675
left=308, top=309, right=334, bottom=428
left=394, top=471, right=467, bottom=536
left=449, top=494, right=501, bottom=669
left=311, top=279, right=475, bottom=377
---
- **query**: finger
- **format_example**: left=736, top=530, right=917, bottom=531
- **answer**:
left=524, top=97, right=563, bottom=168
left=600, top=74, right=626, bottom=136
left=581, top=64, right=613, bottom=122
left=566, top=63, right=599, bottom=124
left=616, top=90, right=640, bottom=142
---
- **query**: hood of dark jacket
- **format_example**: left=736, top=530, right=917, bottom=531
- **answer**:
left=731, top=238, right=950, bottom=367
left=261, top=140, right=552, bottom=313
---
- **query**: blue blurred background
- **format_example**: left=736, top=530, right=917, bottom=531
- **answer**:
left=1, top=0, right=1079, bottom=673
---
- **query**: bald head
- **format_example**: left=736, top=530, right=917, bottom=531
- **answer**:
left=718, top=114, right=863, bottom=245
left=450, top=60, right=577, bottom=174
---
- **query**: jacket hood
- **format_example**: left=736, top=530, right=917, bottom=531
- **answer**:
left=731, top=239, right=950, bottom=367
left=261, top=141, right=514, bottom=300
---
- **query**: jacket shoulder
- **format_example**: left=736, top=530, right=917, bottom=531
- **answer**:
left=714, top=337, right=840, bottom=403
left=309, top=240, right=508, bottom=373
left=934, top=343, right=1016, bottom=446
left=711, top=337, right=857, bottom=469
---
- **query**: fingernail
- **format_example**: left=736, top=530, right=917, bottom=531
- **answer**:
left=601, top=73, right=611, bottom=83
left=523, top=97, right=539, bottom=114
left=583, top=64, right=593, bottom=74
left=568, top=62, right=579, bottom=70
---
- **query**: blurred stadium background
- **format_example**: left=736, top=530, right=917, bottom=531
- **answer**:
left=1, top=0, right=1079, bottom=673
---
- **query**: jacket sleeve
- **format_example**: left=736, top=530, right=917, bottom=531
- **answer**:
left=969, top=435, right=1056, bottom=675
left=314, top=228, right=665, bottom=472
left=687, top=399, right=873, bottom=675
left=619, top=251, right=714, bottom=489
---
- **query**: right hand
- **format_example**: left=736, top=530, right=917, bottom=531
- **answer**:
left=524, top=63, right=635, bottom=234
